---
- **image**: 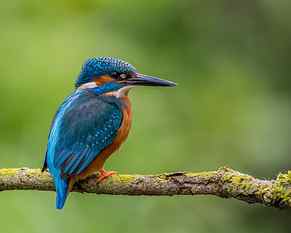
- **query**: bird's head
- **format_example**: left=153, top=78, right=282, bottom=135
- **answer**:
left=75, top=57, right=176, bottom=95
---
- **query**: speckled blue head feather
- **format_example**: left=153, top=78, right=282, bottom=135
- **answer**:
left=75, top=57, right=137, bottom=88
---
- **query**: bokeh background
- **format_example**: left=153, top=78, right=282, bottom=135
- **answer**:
left=0, top=1, right=290, bottom=232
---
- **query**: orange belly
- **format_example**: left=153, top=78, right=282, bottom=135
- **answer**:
left=74, top=96, right=132, bottom=182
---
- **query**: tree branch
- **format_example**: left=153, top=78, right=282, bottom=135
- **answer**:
left=0, top=167, right=290, bottom=209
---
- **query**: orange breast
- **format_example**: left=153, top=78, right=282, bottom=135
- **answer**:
left=76, top=96, right=132, bottom=181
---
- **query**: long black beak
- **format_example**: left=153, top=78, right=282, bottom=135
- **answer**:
left=126, top=73, right=176, bottom=87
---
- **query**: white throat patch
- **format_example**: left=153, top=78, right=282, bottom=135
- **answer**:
left=106, top=85, right=133, bottom=98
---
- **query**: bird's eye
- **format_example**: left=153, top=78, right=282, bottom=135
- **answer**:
left=111, top=72, right=118, bottom=78
left=119, top=73, right=127, bottom=79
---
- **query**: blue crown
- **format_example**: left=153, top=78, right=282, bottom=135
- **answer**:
left=75, top=57, right=137, bottom=87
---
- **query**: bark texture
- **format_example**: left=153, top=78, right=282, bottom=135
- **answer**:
left=0, top=167, right=290, bottom=209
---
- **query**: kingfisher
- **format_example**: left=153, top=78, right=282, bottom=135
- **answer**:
left=42, top=56, right=176, bottom=209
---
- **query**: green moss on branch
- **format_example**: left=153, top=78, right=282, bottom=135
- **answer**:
left=0, top=167, right=290, bottom=209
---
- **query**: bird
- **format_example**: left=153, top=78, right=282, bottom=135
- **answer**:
left=42, top=56, right=176, bottom=209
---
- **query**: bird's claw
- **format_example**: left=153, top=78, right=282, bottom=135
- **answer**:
left=96, top=169, right=116, bottom=183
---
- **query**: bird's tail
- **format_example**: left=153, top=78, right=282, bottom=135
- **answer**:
left=55, top=176, right=69, bottom=209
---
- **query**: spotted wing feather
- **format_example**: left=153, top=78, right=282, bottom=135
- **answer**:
left=46, top=91, right=122, bottom=177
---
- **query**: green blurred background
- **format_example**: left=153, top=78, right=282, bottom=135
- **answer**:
left=0, top=0, right=290, bottom=232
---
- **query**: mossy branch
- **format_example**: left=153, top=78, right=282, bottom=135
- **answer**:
left=0, top=167, right=290, bottom=209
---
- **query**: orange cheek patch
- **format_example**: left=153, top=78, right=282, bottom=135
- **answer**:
left=94, top=75, right=114, bottom=85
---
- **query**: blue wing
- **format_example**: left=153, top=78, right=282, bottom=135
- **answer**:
left=44, top=89, right=123, bottom=209
left=46, top=90, right=123, bottom=177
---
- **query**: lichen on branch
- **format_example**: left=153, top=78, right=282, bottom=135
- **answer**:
left=0, top=167, right=290, bottom=209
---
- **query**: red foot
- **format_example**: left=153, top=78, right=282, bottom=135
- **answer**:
left=96, top=168, right=116, bottom=183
